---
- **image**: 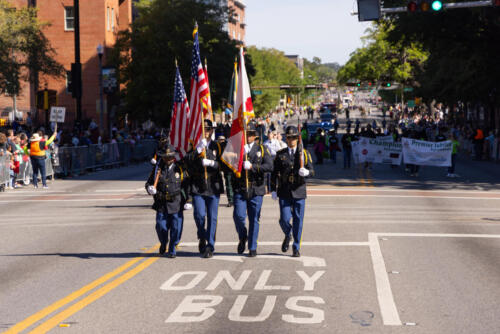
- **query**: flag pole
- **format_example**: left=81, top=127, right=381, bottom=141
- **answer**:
left=194, top=23, right=208, bottom=187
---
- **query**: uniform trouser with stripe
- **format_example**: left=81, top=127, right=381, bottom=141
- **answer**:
left=155, top=211, right=183, bottom=254
left=278, top=197, right=306, bottom=251
left=192, top=194, right=220, bottom=251
left=233, top=192, right=263, bottom=251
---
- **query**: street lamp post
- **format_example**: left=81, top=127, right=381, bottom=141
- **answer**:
left=97, top=44, right=104, bottom=137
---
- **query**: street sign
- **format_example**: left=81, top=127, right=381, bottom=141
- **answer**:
left=407, top=100, right=416, bottom=108
left=403, top=87, right=414, bottom=92
left=252, top=90, right=262, bottom=95
left=50, top=107, right=66, bottom=123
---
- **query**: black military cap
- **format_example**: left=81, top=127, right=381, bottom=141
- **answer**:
left=204, top=119, right=215, bottom=129
left=158, top=144, right=177, bottom=158
left=285, top=125, right=299, bottom=138
left=246, top=121, right=257, bottom=134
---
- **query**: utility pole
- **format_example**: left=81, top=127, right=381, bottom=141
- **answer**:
left=74, top=0, right=82, bottom=129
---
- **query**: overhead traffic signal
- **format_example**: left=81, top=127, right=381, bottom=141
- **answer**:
left=408, top=0, right=443, bottom=12
left=431, top=1, right=443, bottom=11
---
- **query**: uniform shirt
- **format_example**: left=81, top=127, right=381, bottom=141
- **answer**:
left=271, top=145, right=314, bottom=200
left=232, top=142, right=273, bottom=198
left=145, top=160, right=189, bottom=214
left=186, top=140, right=224, bottom=196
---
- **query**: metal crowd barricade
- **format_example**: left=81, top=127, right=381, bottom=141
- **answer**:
left=53, top=140, right=157, bottom=176
left=0, top=154, right=10, bottom=188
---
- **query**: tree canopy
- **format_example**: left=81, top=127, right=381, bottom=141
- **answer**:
left=110, top=0, right=240, bottom=126
left=0, top=1, right=63, bottom=99
left=338, top=2, right=500, bottom=107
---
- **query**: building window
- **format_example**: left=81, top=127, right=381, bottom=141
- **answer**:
left=111, top=8, right=115, bottom=31
left=107, top=7, right=110, bottom=31
left=64, top=7, right=74, bottom=31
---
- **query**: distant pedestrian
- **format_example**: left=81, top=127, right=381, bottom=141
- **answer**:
left=27, top=124, right=57, bottom=189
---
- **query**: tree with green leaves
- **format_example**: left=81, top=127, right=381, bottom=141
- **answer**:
left=110, top=0, right=241, bottom=126
left=0, top=1, right=63, bottom=112
left=245, top=46, right=302, bottom=116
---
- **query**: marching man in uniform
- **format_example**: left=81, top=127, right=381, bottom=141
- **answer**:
left=145, top=144, right=190, bottom=258
left=231, top=121, right=273, bottom=257
left=271, top=125, right=314, bottom=257
left=186, top=119, right=224, bottom=258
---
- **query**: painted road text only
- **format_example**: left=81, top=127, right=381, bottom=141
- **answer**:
left=160, top=270, right=326, bottom=324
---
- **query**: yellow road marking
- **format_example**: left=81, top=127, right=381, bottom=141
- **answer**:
left=4, top=244, right=159, bottom=334
left=29, top=256, right=160, bottom=334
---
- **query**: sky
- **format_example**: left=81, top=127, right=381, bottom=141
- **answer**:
left=245, top=0, right=371, bottom=65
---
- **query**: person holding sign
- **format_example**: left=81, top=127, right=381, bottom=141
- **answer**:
left=271, top=125, right=314, bottom=258
left=25, top=123, right=57, bottom=189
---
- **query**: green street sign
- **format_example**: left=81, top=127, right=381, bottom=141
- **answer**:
left=252, top=90, right=262, bottom=95
left=407, top=100, right=415, bottom=108
left=403, top=87, right=414, bottom=92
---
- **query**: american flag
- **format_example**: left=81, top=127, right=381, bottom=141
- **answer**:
left=170, top=66, right=190, bottom=158
left=188, top=24, right=210, bottom=147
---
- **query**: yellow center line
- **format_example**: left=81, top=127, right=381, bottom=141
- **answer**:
left=4, top=243, right=159, bottom=334
left=358, top=165, right=365, bottom=187
left=366, top=168, right=375, bottom=187
left=28, top=256, right=160, bottom=334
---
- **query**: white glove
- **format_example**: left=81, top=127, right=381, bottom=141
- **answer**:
left=243, top=161, right=252, bottom=170
left=146, top=185, right=157, bottom=195
left=244, top=144, right=251, bottom=154
left=150, top=158, right=157, bottom=165
left=202, top=158, right=215, bottom=167
left=299, top=168, right=309, bottom=177
left=196, top=138, right=208, bottom=154
left=183, top=203, right=192, bottom=210
left=271, top=191, right=278, bottom=201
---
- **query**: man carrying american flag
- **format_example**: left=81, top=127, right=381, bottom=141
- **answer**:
left=185, top=23, right=224, bottom=259
left=170, top=64, right=190, bottom=158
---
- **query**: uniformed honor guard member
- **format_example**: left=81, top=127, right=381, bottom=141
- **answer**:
left=145, top=145, right=190, bottom=258
left=271, top=125, right=314, bottom=257
left=186, top=119, right=224, bottom=258
left=231, top=121, right=273, bottom=257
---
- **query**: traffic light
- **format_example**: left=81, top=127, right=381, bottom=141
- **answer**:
left=431, top=1, right=443, bottom=11
left=70, top=62, right=82, bottom=98
left=408, top=1, right=418, bottom=12
left=382, top=82, right=392, bottom=87
left=357, top=83, right=361, bottom=87
left=408, top=1, right=443, bottom=12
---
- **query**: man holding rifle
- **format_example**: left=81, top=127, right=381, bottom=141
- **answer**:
left=231, top=121, right=273, bottom=257
left=271, top=125, right=314, bottom=257
left=145, top=144, right=190, bottom=258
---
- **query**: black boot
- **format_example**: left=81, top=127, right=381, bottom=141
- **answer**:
left=198, top=238, right=206, bottom=254
left=248, top=250, right=257, bottom=257
left=159, top=243, right=166, bottom=255
left=292, top=248, right=300, bottom=257
left=237, top=236, right=247, bottom=254
left=281, top=235, right=291, bottom=253
left=203, top=248, right=213, bottom=258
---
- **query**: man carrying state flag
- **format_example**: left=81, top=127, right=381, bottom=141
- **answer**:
left=222, top=47, right=272, bottom=257
left=186, top=24, right=224, bottom=259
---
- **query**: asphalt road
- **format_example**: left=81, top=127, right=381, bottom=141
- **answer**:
left=1, top=127, right=500, bottom=333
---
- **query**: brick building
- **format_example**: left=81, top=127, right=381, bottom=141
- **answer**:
left=1, top=0, right=132, bottom=130
left=227, top=0, right=245, bottom=44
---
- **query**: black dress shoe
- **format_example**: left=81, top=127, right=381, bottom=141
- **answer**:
left=166, top=253, right=176, bottom=258
left=159, top=243, right=166, bottom=255
left=248, top=250, right=257, bottom=257
left=281, top=235, right=291, bottom=253
left=292, top=249, right=300, bottom=257
left=203, top=248, right=213, bottom=258
left=237, top=236, right=247, bottom=254
left=198, top=238, right=206, bottom=254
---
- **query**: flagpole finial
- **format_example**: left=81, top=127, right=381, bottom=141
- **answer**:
left=175, top=58, right=178, bottom=67
left=204, top=58, right=207, bottom=67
